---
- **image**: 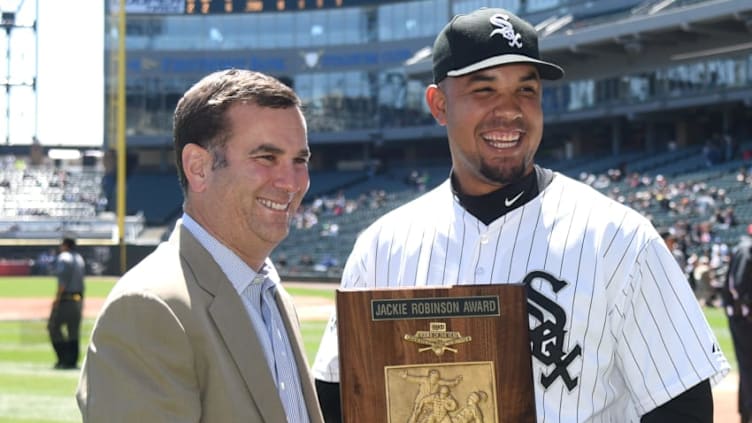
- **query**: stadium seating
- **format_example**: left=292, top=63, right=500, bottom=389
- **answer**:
left=0, top=164, right=145, bottom=241
left=125, top=171, right=183, bottom=225
left=2, top=140, right=750, bottom=279
left=273, top=140, right=752, bottom=280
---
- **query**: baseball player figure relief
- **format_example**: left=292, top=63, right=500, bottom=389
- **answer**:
left=313, top=7, right=729, bottom=423
left=402, top=369, right=463, bottom=423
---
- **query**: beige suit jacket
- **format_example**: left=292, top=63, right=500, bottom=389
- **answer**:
left=76, top=224, right=324, bottom=422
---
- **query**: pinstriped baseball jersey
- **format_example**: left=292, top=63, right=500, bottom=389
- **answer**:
left=313, top=173, right=729, bottom=422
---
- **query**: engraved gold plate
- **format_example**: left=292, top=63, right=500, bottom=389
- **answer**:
left=337, top=285, right=536, bottom=422
left=403, top=322, right=472, bottom=356
left=385, top=362, right=499, bottom=423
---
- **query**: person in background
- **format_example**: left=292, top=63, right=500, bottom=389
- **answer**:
left=76, top=69, right=324, bottom=422
left=660, top=228, right=687, bottom=273
left=723, top=225, right=752, bottom=423
left=33, top=248, right=56, bottom=275
left=48, top=236, right=85, bottom=369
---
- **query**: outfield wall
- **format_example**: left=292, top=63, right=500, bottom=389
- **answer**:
left=0, top=243, right=339, bottom=282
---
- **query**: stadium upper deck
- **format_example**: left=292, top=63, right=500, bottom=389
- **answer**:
left=111, top=0, right=752, bottom=172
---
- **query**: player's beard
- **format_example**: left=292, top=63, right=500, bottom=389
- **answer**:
left=479, top=157, right=530, bottom=185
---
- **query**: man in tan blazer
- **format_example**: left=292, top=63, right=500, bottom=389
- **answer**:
left=77, top=69, right=324, bottom=422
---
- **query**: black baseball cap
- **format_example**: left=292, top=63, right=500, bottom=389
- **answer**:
left=432, top=8, right=564, bottom=83
left=61, top=237, right=76, bottom=249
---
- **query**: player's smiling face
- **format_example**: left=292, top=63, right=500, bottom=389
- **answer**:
left=185, top=102, right=310, bottom=267
left=427, top=64, right=544, bottom=195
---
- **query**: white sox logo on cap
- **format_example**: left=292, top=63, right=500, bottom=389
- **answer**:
left=489, top=14, right=523, bottom=48
left=431, top=7, right=564, bottom=83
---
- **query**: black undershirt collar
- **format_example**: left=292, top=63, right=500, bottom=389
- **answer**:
left=451, top=165, right=554, bottom=225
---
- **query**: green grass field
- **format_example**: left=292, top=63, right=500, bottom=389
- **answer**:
left=0, top=276, right=332, bottom=423
left=0, top=276, right=737, bottom=422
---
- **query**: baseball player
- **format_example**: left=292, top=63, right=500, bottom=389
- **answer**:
left=313, top=7, right=729, bottom=422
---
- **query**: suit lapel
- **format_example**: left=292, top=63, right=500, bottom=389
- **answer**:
left=178, top=225, right=288, bottom=422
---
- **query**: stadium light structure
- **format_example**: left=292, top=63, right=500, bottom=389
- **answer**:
left=0, top=0, right=37, bottom=145
left=0, top=11, right=14, bottom=26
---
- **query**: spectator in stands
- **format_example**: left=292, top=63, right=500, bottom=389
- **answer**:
left=77, top=69, right=324, bottom=422
left=692, top=220, right=715, bottom=245
left=716, top=206, right=738, bottom=229
left=320, top=222, right=339, bottom=237
left=314, top=254, right=338, bottom=273
left=406, top=169, right=420, bottom=188
left=48, top=237, right=85, bottom=370
left=692, top=255, right=715, bottom=307
left=33, top=248, right=56, bottom=275
left=332, top=191, right=346, bottom=216
left=702, top=134, right=723, bottom=167
left=299, top=254, right=315, bottom=267
left=606, top=166, right=623, bottom=182
left=660, top=229, right=686, bottom=270
left=722, top=133, right=737, bottom=162
left=277, top=253, right=289, bottom=268
left=736, top=166, right=750, bottom=184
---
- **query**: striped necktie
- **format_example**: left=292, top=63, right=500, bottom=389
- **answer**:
left=260, top=278, right=277, bottom=353
left=258, top=277, right=310, bottom=422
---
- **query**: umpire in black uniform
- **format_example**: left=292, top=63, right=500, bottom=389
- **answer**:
left=48, top=236, right=86, bottom=369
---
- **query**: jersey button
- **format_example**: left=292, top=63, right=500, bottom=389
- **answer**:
left=480, top=235, right=489, bottom=244
left=475, top=267, right=485, bottom=275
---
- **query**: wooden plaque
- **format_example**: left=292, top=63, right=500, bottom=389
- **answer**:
left=336, top=284, right=535, bottom=423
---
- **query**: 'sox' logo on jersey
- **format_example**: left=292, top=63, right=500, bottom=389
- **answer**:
left=523, top=271, right=582, bottom=391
